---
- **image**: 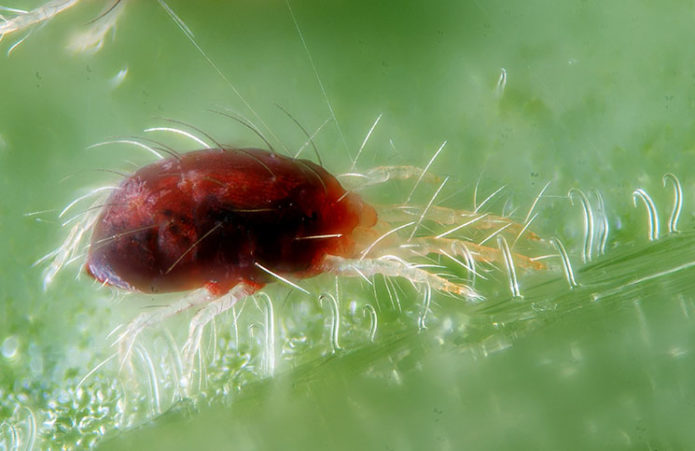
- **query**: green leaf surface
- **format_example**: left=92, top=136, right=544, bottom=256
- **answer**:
left=1, top=0, right=695, bottom=449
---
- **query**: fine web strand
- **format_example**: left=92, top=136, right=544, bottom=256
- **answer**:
left=156, top=0, right=282, bottom=148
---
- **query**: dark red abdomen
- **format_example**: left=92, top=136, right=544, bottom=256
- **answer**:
left=85, top=148, right=376, bottom=295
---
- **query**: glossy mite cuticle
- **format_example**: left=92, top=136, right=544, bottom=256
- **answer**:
left=85, top=148, right=377, bottom=296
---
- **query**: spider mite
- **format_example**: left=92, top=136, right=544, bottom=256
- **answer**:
left=45, top=136, right=548, bottom=365
left=85, top=147, right=379, bottom=297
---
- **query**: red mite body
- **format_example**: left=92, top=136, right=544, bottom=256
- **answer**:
left=86, top=148, right=377, bottom=296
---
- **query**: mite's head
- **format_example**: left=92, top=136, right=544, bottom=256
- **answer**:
left=341, top=191, right=377, bottom=229
left=319, top=189, right=378, bottom=259
left=306, top=159, right=378, bottom=234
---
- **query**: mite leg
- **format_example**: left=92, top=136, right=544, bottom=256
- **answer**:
left=0, top=0, right=80, bottom=37
left=181, top=282, right=258, bottom=369
left=340, top=165, right=442, bottom=187
left=320, top=255, right=482, bottom=301
left=40, top=207, right=101, bottom=289
left=403, top=236, right=546, bottom=271
left=379, top=206, right=542, bottom=241
left=115, top=288, right=215, bottom=367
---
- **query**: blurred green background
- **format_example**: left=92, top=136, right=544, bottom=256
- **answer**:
left=2, top=0, right=695, bottom=449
